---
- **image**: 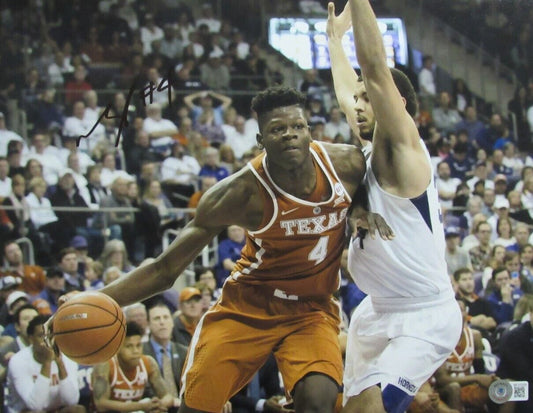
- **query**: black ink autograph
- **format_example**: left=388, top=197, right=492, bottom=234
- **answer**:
left=77, top=68, right=174, bottom=148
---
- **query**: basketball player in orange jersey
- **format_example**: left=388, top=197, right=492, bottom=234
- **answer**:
left=51, top=86, right=390, bottom=412
left=91, top=321, right=174, bottom=412
left=433, top=300, right=498, bottom=411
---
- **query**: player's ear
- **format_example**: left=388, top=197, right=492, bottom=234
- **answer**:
left=401, top=96, right=407, bottom=108
left=256, top=133, right=264, bottom=150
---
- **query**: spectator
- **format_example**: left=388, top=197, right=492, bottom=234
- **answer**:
left=445, top=226, right=473, bottom=276
left=123, top=303, right=149, bottom=342
left=486, top=267, right=523, bottom=325
left=64, top=65, right=93, bottom=106
left=99, top=177, right=136, bottom=254
left=494, top=216, right=516, bottom=248
left=172, top=287, right=202, bottom=347
left=2, top=175, right=33, bottom=240
left=451, top=78, right=472, bottom=115
left=200, top=49, right=230, bottom=91
left=436, top=161, right=462, bottom=210
left=507, top=223, right=531, bottom=254
left=455, top=106, right=485, bottom=144
left=160, top=24, right=184, bottom=62
left=58, top=136, right=95, bottom=177
left=467, top=161, right=494, bottom=193
left=194, top=110, right=226, bottom=146
left=57, top=247, right=84, bottom=293
left=143, top=103, right=178, bottom=156
left=63, top=100, right=104, bottom=155
left=160, top=141, right=201, bottom=207
left=198, top=147, right=229, bottom=182
left=0, top=303, right=38, bottom=378
left=184, top=90, right=232, bottom=126
left=91, top=321, right=173, bottom=412
left=5, top=315, right=81, bottom=413
left=85, top=165, right=109, bottom=208
left=496, top=294, right=533, bottom=413
left=143, top=301, right=188, bottom=404
left=0, top=156, right=11, bottom=199
left=446, top=142, right=474, bottom=181
left=487, top=197, right=510, bottom=241
left=50, top=169, right=90, bottom=243
left=507, top=85, right=531, bottom=151
left=482, top=244, right=507, bottom=292
left=102, top=265, right=124, bottom=286
left=325, top=106, right=351, bottom=143
left=2, top=241, right=46, bottom=297
left=469, top=221, right=494, bottom=273
left=215, top=225, right=246, bottom=286
left=99, top=151, right=134, bottom=189
left=195, top=3, right=221, bottom=33
left=493, top=173, right=510, bottom=203
left=23, top=133, right=63, bottom=187
left=418, top=55, right=437, bottom=112
left=83, top=257, right=104, bottom=291
left=33, top=267, right=66, bottom=315
left=502, top=142, right=524, bottom=179
left=433, top=91, right=463, bottom=135
left=459, top=195, right=483, bottom=236
left=140, top=14, right=164, bottom=55
left=99, top=239, right=135, bottom=274
left=475, top=113, right=505, bottom=154
left=454, top=268, right=497, bottom=332
left=0, top=112, right=25, bottom=158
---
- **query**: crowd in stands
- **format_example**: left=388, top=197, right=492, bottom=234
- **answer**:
left=0, top=0, right=532, bottom=412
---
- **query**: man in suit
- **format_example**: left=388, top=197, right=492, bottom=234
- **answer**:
left=143, top=301, right=188, bottom=410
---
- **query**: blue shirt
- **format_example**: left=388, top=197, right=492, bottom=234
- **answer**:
left=149, top=337, right=172, bottom=369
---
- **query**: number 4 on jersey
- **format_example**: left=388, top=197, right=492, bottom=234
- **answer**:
left=308, top=236, right=329, bottom=265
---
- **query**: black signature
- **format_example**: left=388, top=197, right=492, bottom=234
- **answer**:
left=77, top=68, right=174, bottom=148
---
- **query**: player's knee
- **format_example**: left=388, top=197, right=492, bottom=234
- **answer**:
left=382, top=384, right=414, bottom=413
left=294, top=374, right=338, bottom=412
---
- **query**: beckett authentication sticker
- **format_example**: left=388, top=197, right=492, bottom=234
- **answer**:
left=489, top=380, right=529, bottom=404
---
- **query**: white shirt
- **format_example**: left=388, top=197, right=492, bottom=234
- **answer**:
left=0, top=129, right=25, bottom=157
left=436, top=176, right=462, bottom=209
left=143, top=117, right=178, bottom=148
left=161, top=155, right=201, bottom=185
left=418, top=67, right=436, bottom=96
left=140, top=25, right=164, bottom=55
left=324, top=120, right=351, bottom=142
left=58, top=148, right=95, bottom=174
left=0, top=176, right=12, bottom=197
left=196, top=17, right=221, bottom=33
left=25, top=192, right=58, bottom=228
left=6, top=346, right=79, bottom=413
left=223, top=127, right=257, bottom=159
left=100, top=168, right=135, bottom=189
left=63, top=116, right=105, bottom=154
left=22, top=152, right=63, bottom=186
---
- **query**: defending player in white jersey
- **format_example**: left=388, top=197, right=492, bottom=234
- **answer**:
left=327, top=2, right=462, bottom=412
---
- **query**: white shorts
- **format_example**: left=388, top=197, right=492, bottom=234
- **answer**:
left=343, top=296, right=462, bottom=403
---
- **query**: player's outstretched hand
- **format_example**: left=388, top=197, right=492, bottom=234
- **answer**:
left=351, top=212, right=394, bottom=240
left=326, top=1, right=352, bottom=40
left=43, top=290, right=82, bottom=355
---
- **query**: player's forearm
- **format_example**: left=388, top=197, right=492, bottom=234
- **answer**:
left=101, top=223, right=216, bottom=306
left=328, top=38, right=358, bottom=115
left=349, top=0, right=386, bottom=71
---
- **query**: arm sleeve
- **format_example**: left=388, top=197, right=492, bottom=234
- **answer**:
left=8, top=356, right=51, bottom=410
left=58, top=359, right=80, bottom=406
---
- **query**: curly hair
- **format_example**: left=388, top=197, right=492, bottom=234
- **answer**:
left=251, top=86, right=307, bottom=124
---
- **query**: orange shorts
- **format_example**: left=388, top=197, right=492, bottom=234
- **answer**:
left=180, top=280, right=343, bottom=412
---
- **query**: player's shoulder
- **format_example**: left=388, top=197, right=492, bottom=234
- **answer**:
left=319, top=141, right=366, bottom=184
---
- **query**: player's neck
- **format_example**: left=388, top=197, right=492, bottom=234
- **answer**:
left=267, top=157, right=316, bottom=198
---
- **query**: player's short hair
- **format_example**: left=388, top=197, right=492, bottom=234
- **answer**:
left=390, top=68, right=418, bottom=117
left=251, top=86, right=307, bottom=128
left=453, top=267, right=472, bottom=282
left=27, top=314, right=50, bottom=336
left=125, top=321, right=144, bottom=337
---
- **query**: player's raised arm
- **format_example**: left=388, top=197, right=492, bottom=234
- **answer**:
left=326, top=2, right=361, bottom=142
left=99, top=169, right=257, bottom=307
left=348, top=0, right=430, bottom=197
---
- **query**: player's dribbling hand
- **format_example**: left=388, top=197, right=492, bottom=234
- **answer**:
left=326, top=1, right=352, bottom=40
left=43, top=290, right=82, bottom=356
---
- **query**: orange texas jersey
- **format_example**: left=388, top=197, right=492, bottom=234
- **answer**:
left=108, top=355, right=155, bottom=402
left=445, top=326, right=475, bottom=375
left=232, top=141, right=352, bottom=298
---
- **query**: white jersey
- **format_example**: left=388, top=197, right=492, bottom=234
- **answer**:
left=348, top=140, right=454, bottom=311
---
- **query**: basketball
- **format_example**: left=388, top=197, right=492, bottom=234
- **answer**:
left=52, top=291, right=126, bottom=365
